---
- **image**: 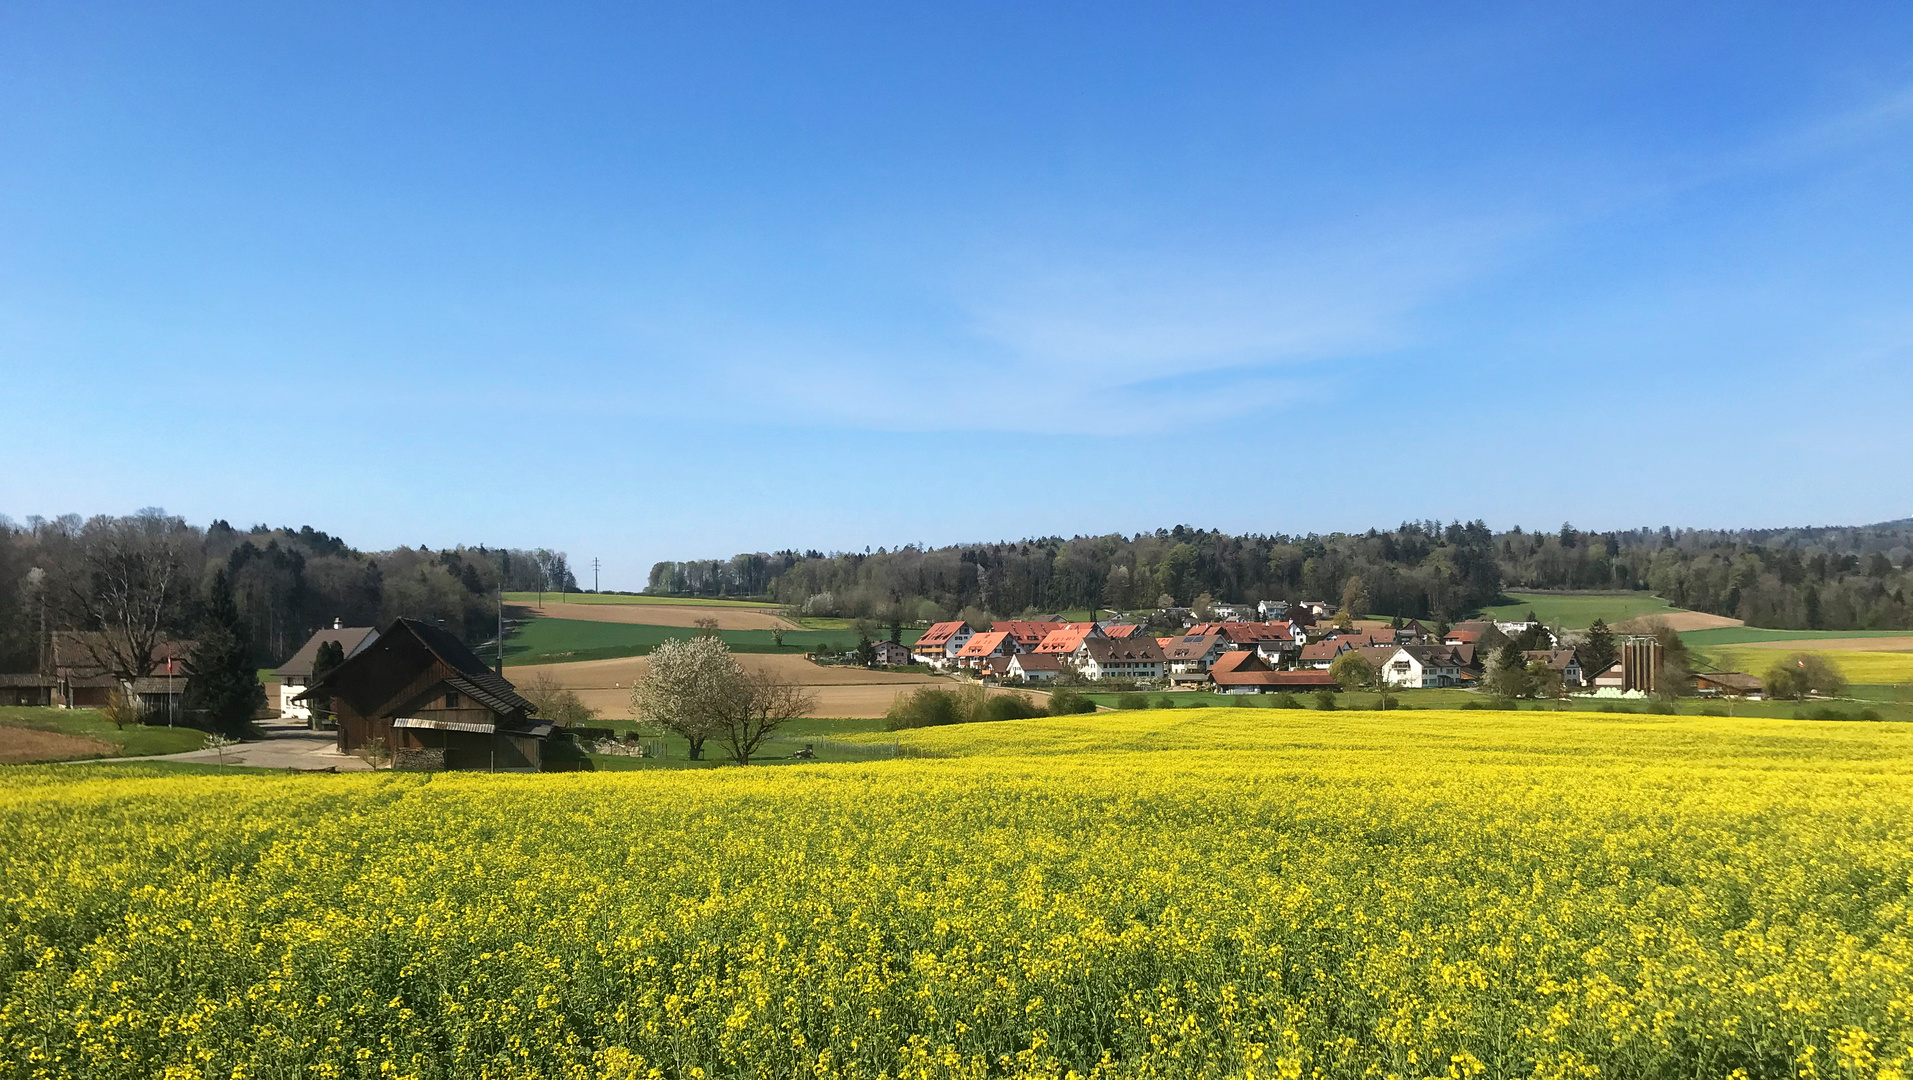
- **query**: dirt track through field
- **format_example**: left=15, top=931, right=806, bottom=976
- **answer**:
left=1614, top=611, right=1745, bottom=632
left=506, top=602, right=800, bottom=631
left=507, top=654, right=949, bottom=719
left=0, top=727, right=113, bottom=764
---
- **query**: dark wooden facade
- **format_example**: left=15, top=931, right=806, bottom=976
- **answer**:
left=304, top=618, right=549, bottom=772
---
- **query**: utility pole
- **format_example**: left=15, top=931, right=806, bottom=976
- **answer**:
left=592, top=557, right=600, bottom=594
left=496, top=587, right=505, bottom=676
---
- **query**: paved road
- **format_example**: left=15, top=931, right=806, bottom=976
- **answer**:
left=80, top=718, right=374, bottom=771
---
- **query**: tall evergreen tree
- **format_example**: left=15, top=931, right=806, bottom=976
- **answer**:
left=306, top=639, right=346, bottom=728
left=1580, top=619, right=1617, bottom=678
left=184, top=571, right=265, bottom=737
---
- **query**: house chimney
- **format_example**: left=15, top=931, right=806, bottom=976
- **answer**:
left=333, top=617, right=342, bottom=630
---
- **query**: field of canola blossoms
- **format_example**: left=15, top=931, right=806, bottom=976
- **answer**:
left=3, top=709, right=1912, bottom=1080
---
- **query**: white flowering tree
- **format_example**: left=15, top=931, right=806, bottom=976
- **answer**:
left=632, top=636, right=816, bottom=764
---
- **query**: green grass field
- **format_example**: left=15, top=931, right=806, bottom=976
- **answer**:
left=1478, top=591, right=1686, bottom=628
left=577, top=717, right=897, bottom=770
left=506, top=617, right=923, bottom=664
left=504, top=591, right=778, bottom=608
left=0, top=707, right=210, bottom=761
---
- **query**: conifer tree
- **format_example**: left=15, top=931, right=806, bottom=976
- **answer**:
left=1580, top=619, right=1617, bottom=678
left=184, top=570, right=265, bottom=737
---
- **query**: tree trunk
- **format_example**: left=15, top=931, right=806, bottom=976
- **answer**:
left=687, top=737, right=704, bottom=761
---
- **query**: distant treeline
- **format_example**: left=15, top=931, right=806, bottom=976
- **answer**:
left=650, top=519, right=1913, bottom=632
left=0, top=510, right=578, bottom=670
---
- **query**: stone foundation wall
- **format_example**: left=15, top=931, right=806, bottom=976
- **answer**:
left=394, top=746, right=446, bottom=772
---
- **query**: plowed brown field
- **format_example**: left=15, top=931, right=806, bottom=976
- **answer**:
left=0, top=728, right=113, bottom=764
left=506, top=654, right=949, bottom=719
left=506, top=602, right=798, bottom=630
left=1614, top=611, right=1744, bottom=632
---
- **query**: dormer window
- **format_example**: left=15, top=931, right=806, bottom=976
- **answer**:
left=445, top=691, right=460, bottom=709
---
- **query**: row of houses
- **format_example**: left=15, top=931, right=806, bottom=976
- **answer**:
left=906, top=613, right=1605, bottom=694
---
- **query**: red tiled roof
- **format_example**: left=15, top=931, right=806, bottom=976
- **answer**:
left=1299, top=640, right=1350, bottom=661
left=1102, top=623, right=1144, bottom=638
left=992, top=620, right=1063, bottom=647
left=1084, top=636, right=1165, bottom=663
left=1207, top=650, right=1269, bottom=676
left=1009, top=652, right=1062, bottom=672
left=1034, top=627, right=1095, bottom=653
left=915, top=621, right=969, bottom=649
left=956, top=631, right=1012, bottom=658
left=1161, top=633, right=1223, bottom=662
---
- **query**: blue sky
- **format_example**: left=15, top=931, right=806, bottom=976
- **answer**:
left=3, top=2, right=1911, bottom=587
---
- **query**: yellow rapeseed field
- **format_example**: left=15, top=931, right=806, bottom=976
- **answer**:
left=1713, top=648, right=1913, bottom=687
left=4, top=708, right=1912, bottom=1080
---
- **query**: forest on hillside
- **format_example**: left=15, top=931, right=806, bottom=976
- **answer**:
left=0, top=511, right=577, bottom=671
left=650, top=520, right=1913, bottom=632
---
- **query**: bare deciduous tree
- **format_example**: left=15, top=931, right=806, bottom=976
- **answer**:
left=520, top=670, right=599, bottom=726
left=60, top=511, right=191, bottom=694
left=717, top=671, right=817, bottom=766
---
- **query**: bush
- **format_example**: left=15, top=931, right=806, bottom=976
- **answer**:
left=1046, top=688, right=1097, bottom=716
left=1700, top=706, right=1727, bottom=717
left=979, top=691, right=1045, bottom=723
left=884, top=686, right=964, bottom=730
left=1271, top=693, right=1301, bottom=710
left=1764, top=654, right=1849, bottom=700
left=1115, top=692, right=1149, bottom=711
left=1645, top=700, right=1677, bottom=715
left=1859, top=707, right=1882, bottom=722
left=1155, top=696, right=1177, bottom=709
left=1313, top=690, right=1338, bottom=711
left=886, top=685, right=1048, bottom=730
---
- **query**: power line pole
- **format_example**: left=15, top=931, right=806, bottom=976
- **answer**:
left=592, top=557, right=601, bottom=594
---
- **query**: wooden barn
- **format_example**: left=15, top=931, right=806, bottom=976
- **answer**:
left=298, top=617, right=551, bottom=772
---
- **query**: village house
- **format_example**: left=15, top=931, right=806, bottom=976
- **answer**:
left=1208, top=651, right=1338, bottom=694
left=911, top=621, right=975, bottom=669
left=298, top=617, right=551, bottom=772
left=1161, top=632, right=1228, bottom=675
left=1374, top=645, right=1469, bottom=688
left=1523, top=649, right=1583, bottom=687
left=1075, top=636, right=1165, bottom=681
left=272, top=620, right=379, bottom=721
left=47, top=631, right=193, bottom=717
left=870, top=639, right=912, bottom=665
left=1299, top=639, right=1354, bottom=669
left=991, top=620, right=1063, bottom=651
left=954, top=630, right=1019, bottom=670
left=1006, top=651, right=1062, bottom=683
left=1101, top=623, right=1146, bottom=639
left=1033, top=624, right=1102, bottom=654
left=1256, top=599, right=1290, bottom=620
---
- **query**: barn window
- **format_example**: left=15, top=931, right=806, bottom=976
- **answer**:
left=445, top=691, right=460, bottom=709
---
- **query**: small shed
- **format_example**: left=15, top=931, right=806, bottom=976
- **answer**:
left=0, top=674, right=55, bottom=707
left=298, top=618, right=550, bottom=771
